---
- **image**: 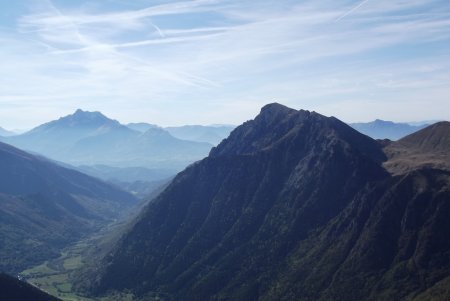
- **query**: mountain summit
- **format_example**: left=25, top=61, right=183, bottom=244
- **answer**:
left=71, top=104, right=449, bottom=301
left=29, top=109, right=122, bottom=134
left=211, top=103, right=385, bottom=163
left=3, top=109, right=129, bottom=158
left=3, top=110, right=212, bottom=169
left=60, top=109, right=119, bottom=127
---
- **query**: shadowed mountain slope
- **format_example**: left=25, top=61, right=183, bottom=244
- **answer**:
left=0, top=141, right=138, bottom=273
left=76, top=104, right=449, bottom=301
left=0, top=273, right=61, bottom=301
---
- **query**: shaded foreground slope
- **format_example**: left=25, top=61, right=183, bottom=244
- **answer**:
left=81, top=104, right=450, bottom=301
left=0, top=273, right=61, bottom=301
left=0, top=141, right=138, bottom=273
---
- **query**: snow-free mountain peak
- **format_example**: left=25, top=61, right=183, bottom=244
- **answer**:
left=350, top=119, right=429, bottom=140
left=0, top=126, right=16, bottom=137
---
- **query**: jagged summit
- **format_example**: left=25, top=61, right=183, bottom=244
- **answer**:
left=210, top=103, right=385, bottom=164
left=74, top=108, right=86, bottom=114
left=257, top=102, right=309, bottom=124
left=57, top=109, right=119, bottom=128
left=210, top=104, right=316, bottom=157
left=20, top=109, right=122, bottom=136
left=72, top=108, right=104, bottom=118
left=259, top=102, right=296, bottom=115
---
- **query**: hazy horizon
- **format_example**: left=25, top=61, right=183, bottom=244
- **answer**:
left=1, top=0, right=449, bottom=129
left=0, top=106, right=445, bottom=133
left=1, top=2, right=449, bottom=298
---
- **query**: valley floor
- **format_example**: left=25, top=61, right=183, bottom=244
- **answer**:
left=19, top=227, right=135, bottom=301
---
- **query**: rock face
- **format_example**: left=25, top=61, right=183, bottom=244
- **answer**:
left=0, top=141, right=138, bottom=273
left=83, top=104, right=450, bottom=301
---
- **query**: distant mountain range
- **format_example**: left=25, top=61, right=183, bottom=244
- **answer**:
left=349, top=119, right=429, bottom=140
left=74, top=164, right=174, bottom=198
left=0, top=111, right=232, bottom=198
left=1, top=117, right=441, bottom=143
left=126, top=122, right=159, bottom=133
left=0, top=141, right=137, bottom=274
left=76, top=104, right=450, bottom=301
left=1, top=109, right=212, bottom=170
left=165, top=125, right=235, bottom=145
left=0, top=126, right=16, bottom=137
left=126, top=122, right=235, bottom=145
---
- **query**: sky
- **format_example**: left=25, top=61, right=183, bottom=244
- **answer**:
left=0, top=0, right=449, bottom=129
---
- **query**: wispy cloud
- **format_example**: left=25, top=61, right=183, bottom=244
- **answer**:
left=0, top=0, right=449, bottom=129
left=335, top=0, right=371, bottom=22
left=20, top=0, right=221, bottom=27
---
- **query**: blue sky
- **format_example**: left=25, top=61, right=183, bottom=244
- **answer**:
left=0, top=0, right=449, bottom=129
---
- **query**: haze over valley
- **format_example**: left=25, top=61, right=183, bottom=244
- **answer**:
left=1, top=0, right=449, bottom=300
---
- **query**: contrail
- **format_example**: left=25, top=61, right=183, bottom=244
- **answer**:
left=148, top=16, right=165, bottom=38
left=151, top=22, right=165, bottom=38
left=335, top=0, right=371, bottom=22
